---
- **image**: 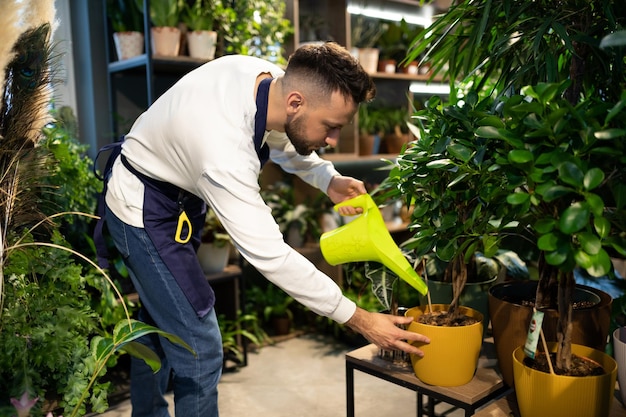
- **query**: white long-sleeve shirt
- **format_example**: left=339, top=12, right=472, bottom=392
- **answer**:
left=105, top=54, right=357, bottom=324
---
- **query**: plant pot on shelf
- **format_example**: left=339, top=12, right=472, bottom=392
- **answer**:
left=357, top=48, right=379, bottom=74
left=151, top=26, right=181, bottom=57
left=378, top=59, right=397, bottom=74
left=382, top=130, right=411, bottom=154
left=488, top=280, right=612, bottom=387
left=358, top=133, right=381, bottom=156
left=419, top=274, right=497, bottom=337
left=512, top=343, right=617, bottom=417
left=197, top=242, right=230, bottom=274
left=400, top=61, right=419, bottom=75
left=113, top=31, right=144, bottom=60
left=186, top=30, right=217, bottom=60
left=406, top=304, right=484, bottom=386
left=613, top=327, right=626, bottom=407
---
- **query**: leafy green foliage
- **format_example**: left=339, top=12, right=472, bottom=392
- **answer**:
left=407, top=0, right=626, bottom=103
left=0, top=232, right=101, bottom=416
left=107, top=0, right=144, bottom=32
left=219, top=311, right=268, bottom=364
left=182, top=0, right=215, bottom=31
left=376, top=91, right=522, bottom=310
left=147, top=0, right=181, bottom=27
left=476, top=82, right=626, bottom=278
left=40, top=107, right=102, bottom=258
left=214, top=0, right=293, bottom=64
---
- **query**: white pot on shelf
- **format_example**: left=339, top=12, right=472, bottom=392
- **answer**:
left=113, top=31, right=144, bottom=60
left=186, top=30, right=217, bottom=60
left=197, top=243, right=230, bottom=274
left=357, top=48, right=379, bottom=74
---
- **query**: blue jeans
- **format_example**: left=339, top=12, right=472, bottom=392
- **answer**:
left=105, top=206, right=223, bottom=417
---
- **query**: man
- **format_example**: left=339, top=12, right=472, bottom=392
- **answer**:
left=100, top=42, right=429, bottom=417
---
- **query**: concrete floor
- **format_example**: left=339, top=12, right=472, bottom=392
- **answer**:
left=95, top=333, right=468, bottom=417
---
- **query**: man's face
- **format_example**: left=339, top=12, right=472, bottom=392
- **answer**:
left=284, top=91, right=356, bottom=156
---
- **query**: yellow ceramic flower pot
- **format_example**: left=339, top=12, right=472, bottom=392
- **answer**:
left=406, top=304, right=484, bottom=386
left=513, top=343, right=617, bottom=417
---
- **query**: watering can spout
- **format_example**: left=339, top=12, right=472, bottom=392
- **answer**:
left=320, top=194, right=428, bottom=295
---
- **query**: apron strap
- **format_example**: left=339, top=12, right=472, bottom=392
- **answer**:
left=93, top=138, right=124, bottom=268
left=254, top=77, right=272, bottom=167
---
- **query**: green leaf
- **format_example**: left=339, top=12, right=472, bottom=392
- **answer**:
left=583, top=168, right=605, bottom=191
left=558, top=161, right=584, bottom=188
left=594, top=128, right=626, bottom=139
left=427, top=159, right=454, bottom=169
left=475, top=126, right=501, bottom=138
left=584, top=193, right=604, bottom=216
left=577, top=232, right=601, bottom=255
left=535, top=218, right=555, bottom=234
left=545, top=247, right=568, bottom=266
left=594, top=216, right=611, bottom=239
left=507, top=192, right=529, bottom=205
left=605, top=98, right=626, bottom=124
left=436, top=239, right=456, bottom=262
left=538, top=233, right=558, bottom=251
left=448, top=172, right=469, bottom=187
left=121, top=341, right=162, bottom=372
left=559, top=202, right=590, bottom=234
left=447, top=143, right=473, bottom=163
left=574, top=249, right=594, bottom=269
left=508, top=150, right=533, bottom=164
left=478, top=115, right=504, bottom=128
left=537, top=185, right=573, bottom=202
left=582, top=249, right=612, bottom=277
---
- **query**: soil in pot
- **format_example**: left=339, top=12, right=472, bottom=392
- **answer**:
left=524, top=352, right=605, bottom=377
left=417, top=309, right=479, bottom=327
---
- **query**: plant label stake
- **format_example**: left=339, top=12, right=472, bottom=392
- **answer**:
left=523, top=308, right=544, bottom=359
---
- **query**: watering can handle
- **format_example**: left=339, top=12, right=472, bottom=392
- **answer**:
left=332, top=194, right=377, bottom=215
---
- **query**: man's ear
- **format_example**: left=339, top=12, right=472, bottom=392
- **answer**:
left=286, top=91, right=304, bottom=115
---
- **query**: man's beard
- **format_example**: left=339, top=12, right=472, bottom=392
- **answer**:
left=284, top=114, right=313, bottom=156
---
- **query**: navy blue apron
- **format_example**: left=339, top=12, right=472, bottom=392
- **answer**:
left=94, top=77, right=273, bottom=317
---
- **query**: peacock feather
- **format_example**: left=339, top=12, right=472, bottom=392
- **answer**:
left=0, top=0, right=58, bottom=316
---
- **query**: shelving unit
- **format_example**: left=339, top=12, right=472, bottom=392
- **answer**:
left=103, top=0, right=211, bottom=139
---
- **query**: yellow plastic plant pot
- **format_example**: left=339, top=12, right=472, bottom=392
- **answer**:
left=405, top=304, right=483, bottom=386
left=513, top=343, right=617, bottom=417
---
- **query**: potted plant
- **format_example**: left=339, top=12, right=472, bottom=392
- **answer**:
left=375, top=19, right=422, bottom=74
left=260, top=181, right=323, bottom=248
left=357, top=103, right=387, bottom=155
left=399, top=0, right=625, bottom=413
left=148, top=0, right=182, bottom=57
left=106, top=0, right=145, bottom=60
left=263, top=285, right=295, bottom=336
left=181, top=0, right=218, bottom=60
left=479, top=82, right=625, bottom=415
left=350, top=15, right=388, bottom=73
left=197, top=206, right=232, bottom=274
